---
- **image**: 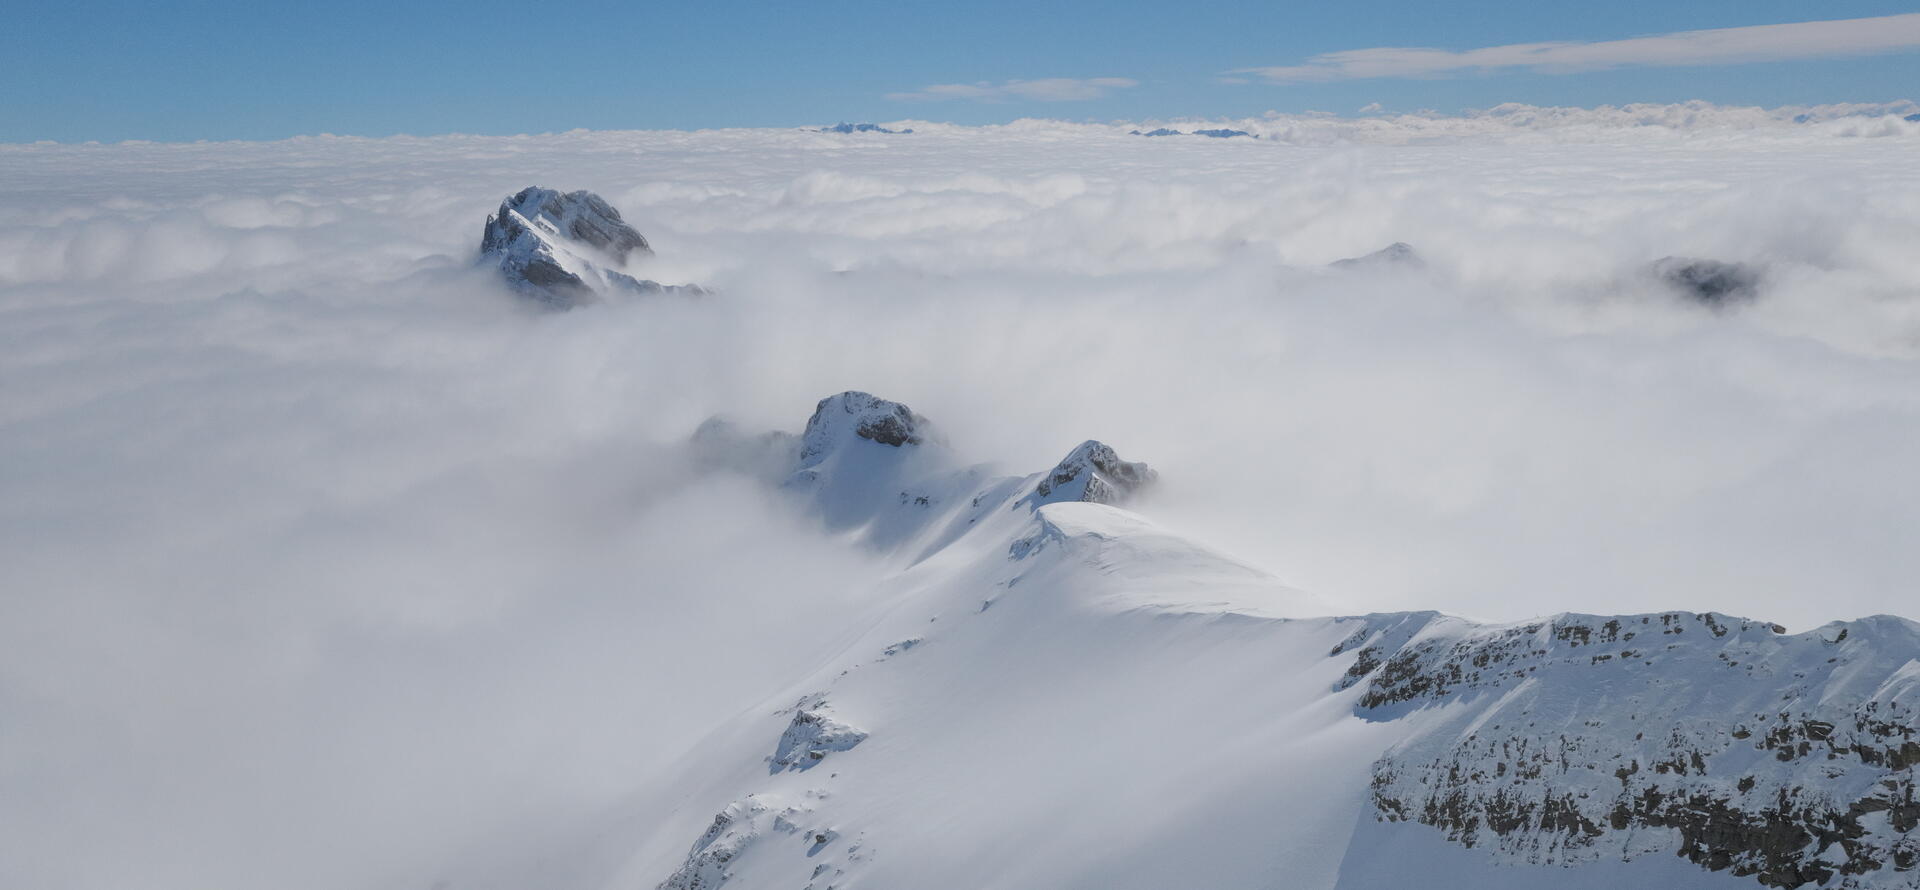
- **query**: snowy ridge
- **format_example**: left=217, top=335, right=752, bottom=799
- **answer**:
left=634, top=391, right=1920, bottom=890
left=700, top=391, right=1161, bottom=560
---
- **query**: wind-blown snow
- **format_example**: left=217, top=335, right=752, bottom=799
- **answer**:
left=3, top=103, right=1920, bottom=890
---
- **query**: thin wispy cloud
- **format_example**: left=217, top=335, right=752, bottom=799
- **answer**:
left=886, top=77, right=1139, bottom=102
left=1233, top=12, right=1920, bottom=84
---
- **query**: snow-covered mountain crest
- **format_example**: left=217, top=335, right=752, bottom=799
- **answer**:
left=698, top=391, right=1162, bottom=559
left=479, top=186, right=703, bottom=307
left=637, top=392, right=1917, bottom=890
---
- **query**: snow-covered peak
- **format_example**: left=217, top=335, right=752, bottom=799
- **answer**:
left=797, top=391, right=937, bottom=466
left=493, top=187, right=652, bottom=262
left=1029, top=439, right=1155, bottom=507
left=479, top=186, right=702, bottom=308
left=697, top=392, right=1167, bottom=560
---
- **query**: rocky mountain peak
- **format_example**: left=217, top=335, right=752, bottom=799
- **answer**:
left=487, top=187, right=652, bottom=262
left=798, top=392, right=936, bottom=465
left=1032, top=439, right=1156, bottom=506
left=479, top=186, right=702, bottom=308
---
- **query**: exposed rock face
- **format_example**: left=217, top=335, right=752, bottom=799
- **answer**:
left=658, top=794, right=859, bottom=890
left=770, top=701, right=868, bottom=772
left=1031, top=440, right=1156, bottom=506
left=480, top=186, right=703, bottom=308
left=797, top=392, right=935, bottom=465
left=659, top=799, right=765, bottom=890
left=1332, top=241, right=1423, bottom=270
left=1651, top=256, right=1762, bottom=306
left=1339, top=611, right=1920, bottom=888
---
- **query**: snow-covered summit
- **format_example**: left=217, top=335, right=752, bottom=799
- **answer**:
left=1028, top=439, right=1156, bottom=507
left=479, top=186, right=702, bottom=308
left=696, top=391, right=1161, bottom=558
left=797, top=391, right=937, bottom=467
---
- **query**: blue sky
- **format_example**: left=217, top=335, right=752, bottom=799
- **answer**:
left=7, top=0, right=1919, bottom=141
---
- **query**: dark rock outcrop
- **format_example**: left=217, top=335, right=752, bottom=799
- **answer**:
left=819, top=122, right=912, bottom=134
left=1651, top=256, right=1762, bottom=306
left=1332, top=242, right=1423, bottom=270
left=1129, top=127, right=1253, bottom=138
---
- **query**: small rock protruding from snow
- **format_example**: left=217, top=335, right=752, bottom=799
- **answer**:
left=1032, top=440, right=1156, bottom=507
left=797, top=392, right=936, bottom=465
left=771, top=704, right=868, bottom=772
left=657, top=798, right=767, bottom=890
left=1649, top=256, right=1761, bottom=306
left=1332, top=241, right=1423, bottom=270
left=480, top=186, right=703, bottom=308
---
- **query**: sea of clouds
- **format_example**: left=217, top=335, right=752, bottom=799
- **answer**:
left=4, top=102, right=1919, bottom=889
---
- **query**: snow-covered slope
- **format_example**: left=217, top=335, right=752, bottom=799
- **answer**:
left=479, top=186, right=704, bottom=307
left=610, top=392, right=1919, bottom=890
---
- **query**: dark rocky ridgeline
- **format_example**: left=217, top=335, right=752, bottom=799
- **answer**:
left=1651, top=256, right=1763, bottom=307
left=1127, top=127, right=1254, bottom=138
left=1331, top=241, right=1423, bottom=270
left=818, top=122, right=912, bottom=134
left=479, top=186, right=705, bottom=308
left=1335, top=611, right=1920, bottom=888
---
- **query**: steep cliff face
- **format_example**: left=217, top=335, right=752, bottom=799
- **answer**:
left=1343, top=612, right=1920, bottom=888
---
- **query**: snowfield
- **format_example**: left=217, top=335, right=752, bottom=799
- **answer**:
left=1, top=104, right=1918, bottom=890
